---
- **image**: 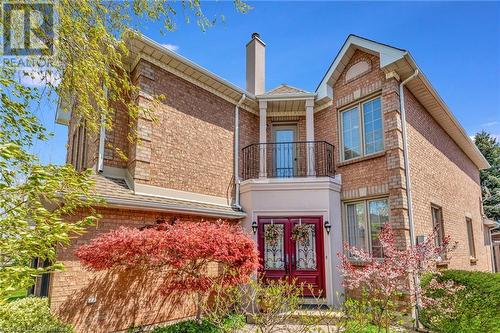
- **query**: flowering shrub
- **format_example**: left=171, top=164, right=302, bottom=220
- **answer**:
left=338, top=223, right=452, bottom=331
left=76, top=220, right=260, bottom=319
left=420, top=277, right=465, bottom=330
left=420, top=270, right=500, bottom=333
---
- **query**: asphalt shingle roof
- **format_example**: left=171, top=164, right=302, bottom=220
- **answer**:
left=90, top=175, right=245, bottom=219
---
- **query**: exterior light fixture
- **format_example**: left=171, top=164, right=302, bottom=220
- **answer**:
left=251, top=221, right=258, bottom=234
left=324, top=220, right=331, bottom=234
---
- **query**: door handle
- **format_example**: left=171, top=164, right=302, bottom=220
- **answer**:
left=291, top=254, right=295, bottom=269
left=284, top=254, right=289, bottom=273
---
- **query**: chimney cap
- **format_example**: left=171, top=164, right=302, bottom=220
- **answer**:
left=247, top=32, right=266, bottom=47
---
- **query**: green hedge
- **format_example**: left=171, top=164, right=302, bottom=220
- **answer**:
left=152, top=314, right=245, bottom=333
left=420, top=270, right=500, bottom=333
left=0, top=297, right=74, bottom=333
left=152, top=319, right=219, bottom=333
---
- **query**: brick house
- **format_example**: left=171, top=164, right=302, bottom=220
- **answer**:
left=49, top=33, right=494, bottom=332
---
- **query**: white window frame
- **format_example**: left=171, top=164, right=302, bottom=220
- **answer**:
left=339, top=95, right=384, bottom=161
left=343, top=197, right=389, bottom=258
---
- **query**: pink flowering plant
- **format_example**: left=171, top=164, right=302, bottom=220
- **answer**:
left=338, top=223, right=454, bottom=332
left=420, top=277, right=465, bottom=330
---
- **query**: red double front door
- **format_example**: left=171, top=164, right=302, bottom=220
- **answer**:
left=257, top=217, right=325, bottom=297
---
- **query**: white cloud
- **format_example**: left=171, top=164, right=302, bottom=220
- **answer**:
left=480, top=121, right=499, bottom=127
left=18, top=69, right=60, bottom=87
left=160, top=43, right=179, bottom=52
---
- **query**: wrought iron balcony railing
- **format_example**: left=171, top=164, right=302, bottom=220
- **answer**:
left=241, top=141, right=335, bottom=180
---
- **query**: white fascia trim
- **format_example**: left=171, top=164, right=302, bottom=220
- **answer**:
left=55, top=97, right=72, bottom=126
left=240, top=176, right=342, bottom=193
left=133, top=182, right=229, bottom=207
left=101, top=166, right=134, bottom=190
left=315, top=35, right=406, bottom=101
left=403, top=54, right=490, bottom=170
left=483, top=218, right=498, bottom=227
left=257, top=93, right=317, bottom=101
left=133, top=53, right=256, bottom=114
left=129, top=33, right=256, bottom=100
left=100, top=196, right=246, bottom=219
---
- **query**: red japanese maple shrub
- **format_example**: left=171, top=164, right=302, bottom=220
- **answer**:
left=338, top=223, right=453, bottom=331
left=76, top=220, right=259, bottom=319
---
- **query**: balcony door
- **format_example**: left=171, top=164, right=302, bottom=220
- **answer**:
left=273, top=125, right=297, bottom=177
left=258, top=217, right=325, bottom=297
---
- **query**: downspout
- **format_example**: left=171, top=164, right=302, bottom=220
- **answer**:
left=400, top=70, right=419, bottom=247
left=399, top=69, right=420, bottom=327
left=97, top=87, right=108, bottom=173
left=233, top=94, right=246, bottom=210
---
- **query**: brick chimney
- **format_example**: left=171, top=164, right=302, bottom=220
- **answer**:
left=246, top=32, right=265, bottom=95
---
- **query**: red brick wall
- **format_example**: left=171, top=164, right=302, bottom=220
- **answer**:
left=320, top=50, right=389, bottom=196
left=50, top=207, right=229, bottom=333
left=131, top=60, right=240, bottom=199
left=104, top=100, right=130, bottom=169
left=239, top=108, right=259, bottom=180
left=405, top=88, right=491, bottom=271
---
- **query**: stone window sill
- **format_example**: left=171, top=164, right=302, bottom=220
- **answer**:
left=337, top=151, right=386, bottom=167
left=436, top=260, right=449, bottom=268
left=349, top=258, right=384, bottom=266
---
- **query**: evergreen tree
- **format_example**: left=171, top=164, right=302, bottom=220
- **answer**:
left=474, top=131, right=500, bottom=221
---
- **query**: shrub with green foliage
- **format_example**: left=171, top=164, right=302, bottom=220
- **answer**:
left=152, top=314, right=245, bottom=333
left=0, top=297, right=73, bottom=333
left=421, top=270, right=500, bottom=333
left=152, top=319, right=218, bottom=333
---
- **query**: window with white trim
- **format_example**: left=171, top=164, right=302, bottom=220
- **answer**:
left=340, top=96, right=383, bottom=161
left=344, top=198, right=389, bottom=258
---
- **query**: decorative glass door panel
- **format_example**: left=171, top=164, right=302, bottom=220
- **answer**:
left=294, top=224, right=317, bottom=270
left=258, top=217, right=325, bottom=297
left=263, top=224, right=285, bottom=270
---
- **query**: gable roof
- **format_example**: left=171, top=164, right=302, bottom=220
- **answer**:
left=264, top=84, right=310, bottom=95
left=316, top=34, right=406, bottom=99
left=124, top=32, right=258, bottom=111
left=316, top=34, right=490, bottom=170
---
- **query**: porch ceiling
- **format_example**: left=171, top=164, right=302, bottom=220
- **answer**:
left=266, top=99, right=307, bottom=116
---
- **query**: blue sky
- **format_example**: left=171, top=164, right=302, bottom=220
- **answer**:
left=35, top=1, right=500, bottom=165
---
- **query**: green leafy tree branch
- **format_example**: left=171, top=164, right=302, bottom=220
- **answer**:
left=0, top=0, right=249, bottom=298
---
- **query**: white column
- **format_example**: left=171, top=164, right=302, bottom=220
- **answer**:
left=305, top=99, right=315, bottom=176
left=259, top=100, right=267, bottom=178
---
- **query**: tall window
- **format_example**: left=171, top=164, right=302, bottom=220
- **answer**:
left=341, top=96, right=383, bottom=161
left=71, top=123, right=87, bottom=172
left=345, top=198, right=388, bottom=258
left=431, top=205, right=445, bottom=246
left=71, top=131, right=77, bottom=167
left=466, top=217, right=476, bottom=259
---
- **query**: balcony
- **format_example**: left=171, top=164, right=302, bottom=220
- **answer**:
left=241, top=141, right=335, bottom=180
